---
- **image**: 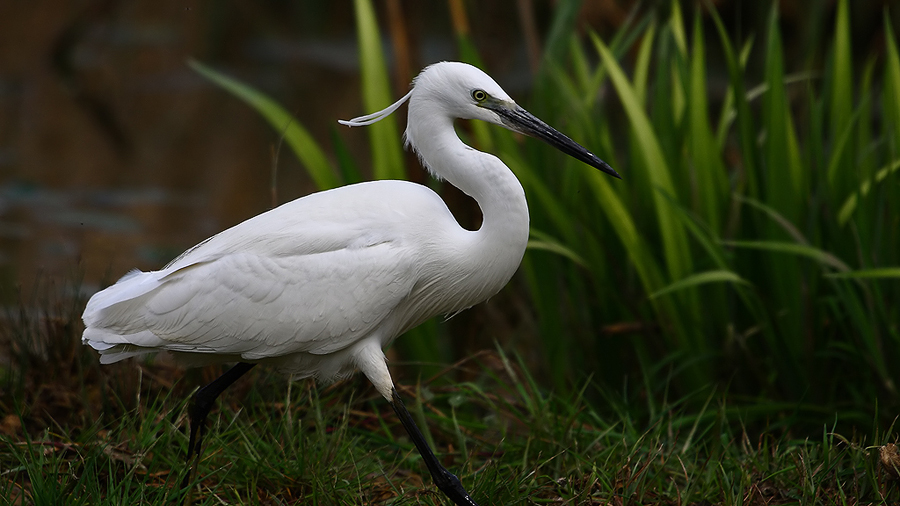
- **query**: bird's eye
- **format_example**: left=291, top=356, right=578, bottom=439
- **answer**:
left=471, top=89, right=487, bottom=102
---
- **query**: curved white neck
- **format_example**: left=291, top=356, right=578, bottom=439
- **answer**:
left=406, top=108, right=530, bottom=256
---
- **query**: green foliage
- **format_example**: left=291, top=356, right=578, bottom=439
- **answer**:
left=504, top=0, right=900, bottom=424
left=189, top=0, right=900, bottom=429
left=1, top=354, right=893, bottom=504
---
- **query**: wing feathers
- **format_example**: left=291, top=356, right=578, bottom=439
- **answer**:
left=83, top=242, right=416, bottom=361
left=81, top=180, right=462, bottom=369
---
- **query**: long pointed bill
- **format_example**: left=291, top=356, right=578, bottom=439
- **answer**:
left=489, top=103, right=621, bottom=179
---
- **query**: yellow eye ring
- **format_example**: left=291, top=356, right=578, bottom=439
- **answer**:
left=472, top=89, right=487, bottom=102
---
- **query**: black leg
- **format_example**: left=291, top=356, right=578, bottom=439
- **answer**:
left=180, top=362, right=256, bottom=492
left=391, top=388, right=480, bottom=506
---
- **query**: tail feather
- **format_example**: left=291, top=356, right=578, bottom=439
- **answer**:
left=82, top=269, right=168, bottom=363
left=83, top=270, right=162, bottom=326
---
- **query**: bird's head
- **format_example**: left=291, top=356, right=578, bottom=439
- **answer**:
left=408, top=62, right=515, bottom=124
left=339, top=61, right=620, bottom=179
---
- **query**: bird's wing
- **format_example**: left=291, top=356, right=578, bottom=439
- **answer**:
left=83, top=238, right=419, bottom=360
left=82, top=180, right=462, bottom=362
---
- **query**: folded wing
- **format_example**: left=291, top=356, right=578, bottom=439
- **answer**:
left=83, top=240, right=417, bottom=363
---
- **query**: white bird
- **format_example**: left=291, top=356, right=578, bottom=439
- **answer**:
left=82, top=61, right=619, bottom=505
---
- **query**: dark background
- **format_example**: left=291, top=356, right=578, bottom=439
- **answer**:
left=0, top=0, right=894, bottom=299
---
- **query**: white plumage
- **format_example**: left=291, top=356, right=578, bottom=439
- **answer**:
left=82, top=61, right=618, bottom=505
left=83, top=63, right=539, bottom=401
left=84, top=178, right=524, bottom=382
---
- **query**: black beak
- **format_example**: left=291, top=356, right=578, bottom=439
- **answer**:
left=490, top=103, right=621, bottom=179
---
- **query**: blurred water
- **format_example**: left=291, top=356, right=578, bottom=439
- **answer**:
left=0, top=2, right=366, bottom=298
left=0, top=1, right=538, bottom=300
left=0, top=181, right=207, bottom=296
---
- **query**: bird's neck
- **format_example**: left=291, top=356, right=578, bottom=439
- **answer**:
left=407, top=113, right=530, bottom=253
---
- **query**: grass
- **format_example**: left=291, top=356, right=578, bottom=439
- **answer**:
left=3, top=0, right=900, bottom=503
left=2, top=323, right=899, bottom=504
left=1, top=279, right=899, bottom=504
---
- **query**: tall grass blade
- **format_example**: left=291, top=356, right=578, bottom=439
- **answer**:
left=540, top=0, right=582, bottom=75
left=885, top=15, right=900, bottom=153
left=758, top=5, right=806, bottom=372
left=189, top=60, right=340, bottom=190
left=633, top=22, right=656, bottom=105
left=825, top=268, right=900, bottom=280
left=583, top=170, right=665, bottom=294
left=827, top=0, right=854, bottom=191
left=855, top=58, right=877, bottom=186
left=591, top=33, right=692, bottom=283
left=723, top=241, right=850, bottom=272
left=649, top=270, right=750, bottom=300
left=837, top=159, right=900, bottom=225
left=688, top=12, right=727, bottom=232
left=667, top=2, right=688, bottom=129
left=707, top=5, right=758, bottom=196
left=762, top=5, right=804, bottom=220
left=736, top=195, right=809, bottom=245
left=620, top=25, right=656, bottom=211
left=668, top=1, right=687, bottom=57
left=527, top=230, right=587, bottom=269
left=825, top=105, right=865, bottom=204
left=354, top=0, right=404, bottom=180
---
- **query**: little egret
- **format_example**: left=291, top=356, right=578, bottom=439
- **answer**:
left=82, top=61, right=619, bottom=505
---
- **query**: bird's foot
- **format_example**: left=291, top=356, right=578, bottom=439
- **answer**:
left=434, top=468, right=480, bottom=506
